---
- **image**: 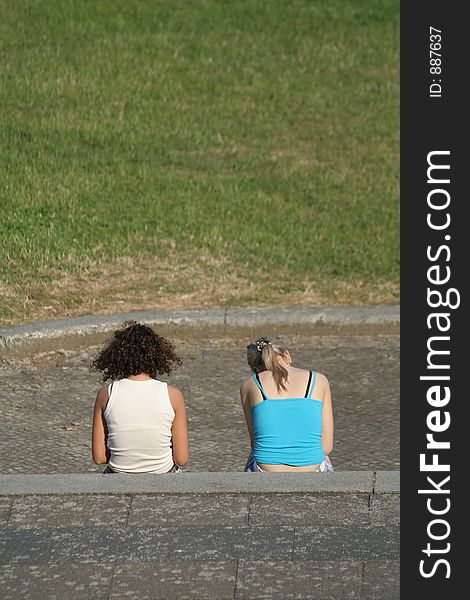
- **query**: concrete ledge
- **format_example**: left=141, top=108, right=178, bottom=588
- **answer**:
left=224, top=306, right=399, bottom=327
left=0, top=472, right=401, bottom=496
left=374, top=471, right=400, bottom=493
left=0, top=306, right=399, bottom=358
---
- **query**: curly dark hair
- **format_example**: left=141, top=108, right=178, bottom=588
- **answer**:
left=91, top=321, right=182, bottom=381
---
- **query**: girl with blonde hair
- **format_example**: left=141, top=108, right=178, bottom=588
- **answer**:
left=240, top=336, right=333, bottom=472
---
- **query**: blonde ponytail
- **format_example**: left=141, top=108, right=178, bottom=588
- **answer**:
left=246, top=336, right=289, bottom=392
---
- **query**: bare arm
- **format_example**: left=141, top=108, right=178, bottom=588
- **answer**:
left=168, top=386, right=189, bottom=467
left=240, top=379, right=254, bottom=450
left=320, top=376, right=334, bottom=456
left=92, top=386, right=109, bottom=464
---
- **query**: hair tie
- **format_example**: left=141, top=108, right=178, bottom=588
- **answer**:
left=256, top=338, right=270, bottom=352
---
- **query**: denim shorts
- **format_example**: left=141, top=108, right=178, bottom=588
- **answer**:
left=243, top=454, right=334, bottom=472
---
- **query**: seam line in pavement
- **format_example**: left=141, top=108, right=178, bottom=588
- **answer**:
left=125, top=494, right=133, bottom=528
left=233, top=559, right=239, bottom=599
left=360, top=560, right=365, bottom=598
left=106, top=564, right=116, bottom=600
left=292, top=525, right=296, bottom=561
left=372, top=471, right=377, bottom=494
left=5, top=497, right=13, bottom=526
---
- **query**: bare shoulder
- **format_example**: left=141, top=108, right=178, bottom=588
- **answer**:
left=240, top=377, right=254, bottom=393
left=95, top=385, right=109, bottom=409
left=168, top=385, right=185, bottom=408
left=313, top=372, right=331, bottom=397
left=315, top=372, right=330, bottom=387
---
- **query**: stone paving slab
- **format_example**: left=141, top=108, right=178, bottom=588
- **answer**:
left=0, top=529, right=52, bottom=564
left=7, top=494, right=132, bottom=529
left=1, top=525, right=399, bottom=565
left=293, top=525, right=399, bottom=560
left=0, top=565, right=114, bottom=600
left=235, top=560, right=363, bottom=599
left=0, top=527, right=294, bottom=565
left=127, top=494, right=250, bottom=527
left=362, top=560, right=400, bottom=599
left=109, top=561, right=237, bottom=600
left=1, top=491, right=400, bottom=530
left=0, top=560, right=400, bottom=599
left=369, top=493, right=400, bottom=525
left=248, top=494, right=370, bottom=527
left=47, top=527, right=295, bottom=563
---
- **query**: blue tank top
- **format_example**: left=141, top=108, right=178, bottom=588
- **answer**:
left=252, top=371, right=325, bottom=466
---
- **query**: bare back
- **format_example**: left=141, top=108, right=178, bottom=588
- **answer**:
left=248, top=367, right=329, bottom=405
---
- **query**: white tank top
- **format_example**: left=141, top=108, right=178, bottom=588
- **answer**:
left=104, top=378, right=175, bottom=474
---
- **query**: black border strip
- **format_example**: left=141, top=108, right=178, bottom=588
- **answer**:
left=401, top=2, right=466, bottom=594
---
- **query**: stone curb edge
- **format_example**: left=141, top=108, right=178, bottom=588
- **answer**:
left=0, top=305, right=399, bottom=351
left=0, top=471, right=399, bottom=495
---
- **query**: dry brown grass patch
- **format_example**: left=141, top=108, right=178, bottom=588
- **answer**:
left=1, top=254, right=398, bottom=327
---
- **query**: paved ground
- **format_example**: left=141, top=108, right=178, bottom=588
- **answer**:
left=0, top=328, right=399, bottom=473
left=0, top=319, right=400, bottom=598
left=0, top=472, right=399, bottom=599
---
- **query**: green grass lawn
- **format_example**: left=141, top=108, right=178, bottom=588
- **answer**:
left=0, top=0, right=399, bottom=325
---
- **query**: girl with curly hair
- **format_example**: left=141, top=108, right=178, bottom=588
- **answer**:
left=240, top=336, right=334, bottom=472
left=91, top=321, right=189, bottom=473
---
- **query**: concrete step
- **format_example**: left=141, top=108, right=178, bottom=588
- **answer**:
left=0, top=472, right=399, bottom=598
